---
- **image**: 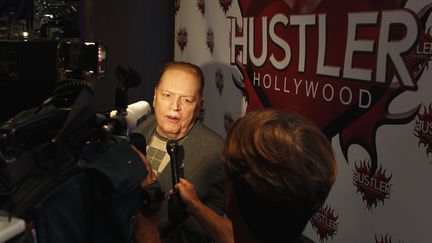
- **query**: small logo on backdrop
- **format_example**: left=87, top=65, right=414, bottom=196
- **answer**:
left=206, top=28, right=214, bottom=55
left=414, top=105, right=432, bottom=161
left=215, top=68, right=224, bottom=95
left=175, top=0, right=180, bottom=14
left=310, top=205, right=338, bottom=241
left=176, top=27, right=188, bottom=52
left=375, top=234, right=404, bottom=243
left=353, top=161, right=392, bottom=210
left=197, top=0, right=205, bottom=16
left=219, top=0, right=232, bottom=14
left=224, top=111, right=235, bottom=132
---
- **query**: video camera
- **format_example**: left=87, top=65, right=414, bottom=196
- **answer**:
left=0, top=41, right=152, bottom=243
left=0, top=66, right=141, bottom=165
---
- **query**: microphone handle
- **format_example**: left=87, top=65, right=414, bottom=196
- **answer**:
left=167, top=140, right=181, bottom=189
left=169, top=148, right=179, bottom=189
left=166, top=140, right=188, bottom=223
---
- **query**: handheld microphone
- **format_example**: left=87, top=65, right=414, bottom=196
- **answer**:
left=110, top=101, right=151, bottom=131
left=166, top=140, right=188, bottom=223
left=167, top=140, right=181, bottom=189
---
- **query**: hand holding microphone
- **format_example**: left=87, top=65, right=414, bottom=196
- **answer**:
left=129, top=133, right=164, bottom=215
left=167, top=140, right=188, bottom=224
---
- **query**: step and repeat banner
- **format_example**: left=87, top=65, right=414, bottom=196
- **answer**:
left=174, top=0, right=432, bottom=242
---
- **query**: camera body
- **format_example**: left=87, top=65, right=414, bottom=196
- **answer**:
left=0, top=58, right=147, bottom=242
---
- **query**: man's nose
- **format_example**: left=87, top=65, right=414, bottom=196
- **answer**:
left=169, top=97, right=181, bottom=110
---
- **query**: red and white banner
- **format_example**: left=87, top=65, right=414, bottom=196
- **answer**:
left=175, top=0, right=432, bottom=242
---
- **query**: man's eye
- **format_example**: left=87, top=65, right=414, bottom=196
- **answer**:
left=162, top=93, right=171, bottom=98
left=182, top=98, right=193, bottom=104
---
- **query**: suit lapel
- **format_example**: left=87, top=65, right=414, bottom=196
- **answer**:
left=158, top=164, right=173, bottom=195
left=181, top=121, right=206, bottom=178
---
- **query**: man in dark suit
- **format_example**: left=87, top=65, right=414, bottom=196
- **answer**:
left=135, top=108, right=337, bottom=243
left=133, top=61, right=226, bottom=243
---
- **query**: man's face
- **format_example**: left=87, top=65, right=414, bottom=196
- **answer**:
left=153, top=68, right=203, bottom=140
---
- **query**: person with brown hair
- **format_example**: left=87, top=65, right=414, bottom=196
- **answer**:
left=221, top=109, right=337, bottom=242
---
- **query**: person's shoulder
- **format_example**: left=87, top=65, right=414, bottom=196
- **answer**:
left=133, top=115, right=156, bottom=135
left=193, top=120, right=224, bottom=146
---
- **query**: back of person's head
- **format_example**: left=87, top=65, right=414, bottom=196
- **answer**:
left=222, top=109, right=337, bottom=242
left=157, top=61, right=205, bottom=96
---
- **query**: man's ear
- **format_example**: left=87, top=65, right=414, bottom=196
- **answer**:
left=153, top=88, right=157, bottom=107
left=198, top=98, right=205, bottom=114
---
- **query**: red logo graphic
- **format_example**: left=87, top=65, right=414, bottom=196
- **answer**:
left=197, top=0, right=205, bottom=16
left=375, top=234, right=403, bottom=243
left=215, top=68, right=224, bottom=95
left=219, top=0, right=232, bottom=14
left=176, top=27, right=188, bottom=52
left=231, top=0, right=432, bottom=174
left=224, top=111, right=234, bottom=132
left=310, top=204, right=338, bottom=241
left=206, top=28, right=214, bottom=55
left=175, top=0, right=180, bottom=14
left=353, top=161, right=392, bottom=210
left=414, top=105, right=432, bottom=159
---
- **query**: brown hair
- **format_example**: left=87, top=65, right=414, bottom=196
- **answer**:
left=222, top=109, right=337, bottom=242
left=156, top=61, right=205, bottom=96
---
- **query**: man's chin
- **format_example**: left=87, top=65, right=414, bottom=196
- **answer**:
left=159, top=127, right=181, bottom=139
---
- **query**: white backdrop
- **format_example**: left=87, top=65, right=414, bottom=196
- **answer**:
left=174, top=0, right=432, bottom=242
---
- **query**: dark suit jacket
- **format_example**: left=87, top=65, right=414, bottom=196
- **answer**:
left=134, top=115, right=225, bottom=243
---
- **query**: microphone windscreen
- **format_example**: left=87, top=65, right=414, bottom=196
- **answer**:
left=129, top=132, right=146, bottom=156
left=110, top=101, right=151, bottom=130
left=166, top=140, right=179, bottom=156
left=125, top=101, right=151, bottom=129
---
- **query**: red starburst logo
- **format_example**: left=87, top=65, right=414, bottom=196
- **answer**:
left=219, top=0, right=232, bottom=14
left=224, top=111, right=234, bottom=132
left=176, top=27, right=188, bottom=52
left=215, top=68, right=224, bottom=95
left=197, top=0, right=205, bottom=16
left=206, top=28, right=214, bottom=55
left=310, top=205, right=338, bottom=241
left=353, top=161, right=392, bottom=210
left=414, top=105, right=432, bottom=159
left=375, top=234, right=404, bottom=243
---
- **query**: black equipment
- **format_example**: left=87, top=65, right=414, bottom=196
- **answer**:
left=0, top=64, right=149, bottom=243
left=167, top=140, right=180, bottom=188
left=166, top=140, right=188, bottom=224
left=0, top=39, right=59, bottom=123
left=0, top=39, right=107, bottom=124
